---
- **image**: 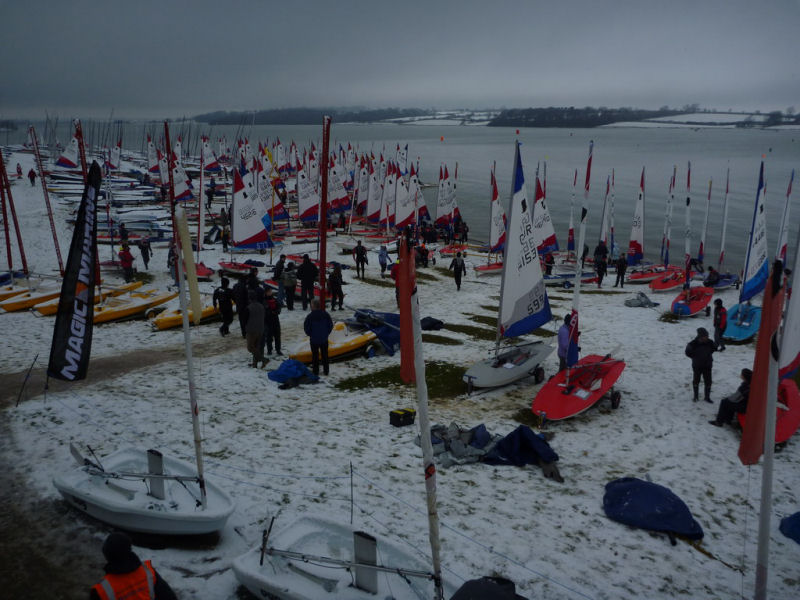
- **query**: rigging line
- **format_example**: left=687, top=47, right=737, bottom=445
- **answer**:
left=352, top=467, right=596, bottom=600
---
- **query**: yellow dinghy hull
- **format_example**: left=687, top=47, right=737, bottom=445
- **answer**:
left=0, top=287, right=62, bottom=312
left=34, top=281, right=143, bottom=316
left=289, top=321, right=377, bottom=363
left=150, top=304, right=221, bottom=330
left=94, top=289, right=178, bottom=324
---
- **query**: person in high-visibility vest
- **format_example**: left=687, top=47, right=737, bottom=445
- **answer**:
left=90, top=532, right=177, bottom=600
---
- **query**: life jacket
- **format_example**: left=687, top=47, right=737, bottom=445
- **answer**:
left=92, top=560, right=156, bottom=600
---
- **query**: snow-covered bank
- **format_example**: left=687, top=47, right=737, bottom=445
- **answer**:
left=2, top=150, right=799, bottom=599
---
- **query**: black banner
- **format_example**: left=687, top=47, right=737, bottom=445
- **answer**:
left=47, top=161, right=101, bottom=381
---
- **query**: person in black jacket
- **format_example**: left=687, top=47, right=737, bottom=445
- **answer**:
left=709, top=368, right=752, bottom=427
left=685, top=327, right=718, bottom=402
left=449, top=252, right=467, bottom=291
left=232, top=276, right=249, bottom=338
left=90, top=532, right=177, bottom=600
left=613, top=255, right=627, bottom=287
left=296, top=254, right=319, bottom=310
left=213, top=277, right=235, bottom=336
left=304, top=298, right=333, bottom=376
left=263, top=288, right=282, bottom=355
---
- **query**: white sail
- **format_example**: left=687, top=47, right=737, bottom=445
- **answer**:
left=776, top=170, right=793, bottom=265
left=739, top=162, right=769, bottom=303
left=498, top=143, right=551, bottom=338
left=296, top=165, right=320, bottom=223
left=488, top=170, right=507, bottom=253
left=627, top=167, right=645, bottom=264
left=718, top=168, right=730, bottom=270
left=780, top=231, right=800, bottom=379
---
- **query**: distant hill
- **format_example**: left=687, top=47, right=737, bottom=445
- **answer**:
left=194, top=107, right=428, bottom=125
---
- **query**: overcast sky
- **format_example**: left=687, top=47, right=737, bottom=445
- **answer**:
left=1, top=0, right=798, bottom=119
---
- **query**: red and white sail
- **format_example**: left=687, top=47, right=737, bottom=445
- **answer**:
left=366, top=161, right=382, bottom=224
left=354, top=159, right=370, bottom=214
left=489, top=169, right=507, bottom=253
left=718, top=168, right=730, bottom=270
left=296, top=161, right=320, bottom=223
left=146, top=135, right=159, bottom=173
left=394, top=168, right=414, bottom=229
left=697, top=178, right=711, bottom=265
left=779, top=234, right=800, bottom=379
left=55, top=134, right=80, bottom=169
left=202, top=136, right=221, bottom=173
left=104, top=139, right=122, bottom=171
left=171, top=152, right=193, bottom=202
left=408, top=165, right=428, bottom=223
left=532, top=174, right=558, bottom=255
left=627, top=167, right=645, bottom=264
left=231, top=167, right=270, bottom=248
left=776, top=170, right=793, bottom=266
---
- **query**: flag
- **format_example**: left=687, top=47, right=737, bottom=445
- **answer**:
left=738, top=262, right=785, bottom=465
left=398, top=237, right=416, bottom=383
left=47, top=162, right=102, bottom=381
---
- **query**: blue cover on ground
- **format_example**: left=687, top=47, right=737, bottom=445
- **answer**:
left=483, top=425, right=559, bottom=466
left=603, top=477, right=704, bottom=540
left=267, top=359, right=319, bottom=383
left=353, top=309, right=401, bottom=355
left=779, top=512, right=800, bottom=545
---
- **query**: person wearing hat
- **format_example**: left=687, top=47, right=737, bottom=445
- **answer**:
left=90, top=531, right=177, bottom=599
left=556, top=314, right=573, bottom=372
left=685, top=327, right=718, bottom=402
left=712, top=298, right=727, bottom=351
left=709, top=368, right=752, bottom=427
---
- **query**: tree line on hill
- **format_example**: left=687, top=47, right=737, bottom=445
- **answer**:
left=194, top=107, right=427, bottom=125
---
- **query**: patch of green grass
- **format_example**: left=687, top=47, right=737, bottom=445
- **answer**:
left=469, top=314, right=497, bottom=328
left=658, top=311, right=681, bottom=323
left=415, top=270, right=439, bottom=282
left=422, top=333, right=463, bottom=345
left=479, top=304, right=498, bottom=312
left=511, top=408, right=540, bottom=427
left=334, top=361, right=466, bottom=400
left=443, top=322, right=497, bottom=341
left=134, top=271, right=155, bottom=284
left=582, top=289, right=620, bottom=296
left=360, top=276, right=395, bottom=288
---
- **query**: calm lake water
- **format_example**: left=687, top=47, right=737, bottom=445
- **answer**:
left=14, top=121, right=799, bottom=271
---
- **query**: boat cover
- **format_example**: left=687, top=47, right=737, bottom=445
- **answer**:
left=603, top=477, right=703, bottom=541
left=267, top=359, right=319, bottom=386
left=779, top=512, right=800, bottom=545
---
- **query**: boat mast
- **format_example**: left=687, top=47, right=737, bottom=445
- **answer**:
left=494, top=147, right=520, bottom=356
left=197, top=137, right=205, bottom=264
left=683, top=162, right=692, bottom=287
left=29, top=126, right=64, bottom=276
left=318, top=116, right=330, bottom=309
left=775, top=169, right=793, bottom=266
left=0, top=149, right=30, bottom=276
left=698, top=178, right=711, bottom=267
left=718, top=167, right=730, bottom=272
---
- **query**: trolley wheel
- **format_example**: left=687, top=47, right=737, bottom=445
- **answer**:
left=145, top=308, right=158, bottom=319
left=610, top=390, right=621, bottom=409
left=533, top=366, right=545, bottom=384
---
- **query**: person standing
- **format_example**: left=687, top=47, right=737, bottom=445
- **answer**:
left=685, top=327, right=717, bottom=403
left=246, top=290, right=267, bottom=368
left=118, top=223, right=129, bottom=243
left=613, top=255, right=627, bottom=288
left=213, top=276, right=235, bottom=336
left=232, top=276, right=249, bottom=337
left=221, top=225, right=230, bottom=253
left=709, top=368, right=752, bottom=427
left=297, top=254, right=318, bottom=310
left=281, top=262, right=298, bottom=310
left=352, top=240, right=368, bottom=278
left=449, top=251, right=467, bottom=291
left=378, top=245, right=391, bottom=278
left=304, top=298, right=333, bottom=376
left=544, top=252, right=555, bottom=275
left=137, top=239, right=152, bottom=270
left=556, top=314, right=572, bottom=372
left=263, top=287, right=282, bottom=356
left=16, top=163, right=22, bottom=178
left=167, top=243, right=179, bottom=288
left=328, top=263, right=344, bottom=310
left=713, top=298, right=727, bottom=351
left=595, top=256, right=607, bottom=288
left=273, top=254, right=286, bottom=306
left=118, top=243, right=135, bottom=283
left=90, top=532, right=177, bottom=600
left=205, top=181, right=215, bottom=212
left=28, top=168, right=37, bottom=186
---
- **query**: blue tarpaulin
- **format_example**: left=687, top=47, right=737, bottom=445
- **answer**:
left=267, top=359, right=319, bottom=384
left=603, top=477, right=704, bottom=541
left=779, top=512, right=800, bottom=545
left=483, top=425, right=559, bottom=466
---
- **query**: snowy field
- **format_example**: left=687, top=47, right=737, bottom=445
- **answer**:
left=2, top=149, right=799, bottom=599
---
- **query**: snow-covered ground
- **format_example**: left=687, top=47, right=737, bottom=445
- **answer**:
left=649, top=113, right=769, bottom=124
left=2, top=149, right=799, bottom=599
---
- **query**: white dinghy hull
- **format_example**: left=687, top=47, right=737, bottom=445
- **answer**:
left=53, top=446, right=234, bottom=535
left=233, top=516, right=457, bottom=600
left=463, top=340, right=553, bottom=390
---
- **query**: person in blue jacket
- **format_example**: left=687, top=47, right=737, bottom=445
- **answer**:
left=303, top=298, right=333, bottom=376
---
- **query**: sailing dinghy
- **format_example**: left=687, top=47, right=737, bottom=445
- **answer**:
left=463, top=143, right=553, bottom=391
left=724, top=162, right=769, bottom=343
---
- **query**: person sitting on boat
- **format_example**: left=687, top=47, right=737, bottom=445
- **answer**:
left=709, top=368, right=752, bottom=427
left=703, top=266, right=720, bottom=287
left=90, top=532, right=177, bottom=600
left=689, top=257, right=705, bottom=273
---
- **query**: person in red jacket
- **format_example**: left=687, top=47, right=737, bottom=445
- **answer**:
left=713, top=298, right=727, bottom=351
left=90, top=532, right=177, bottom=600
left=118, top=243, right=135, bottom=283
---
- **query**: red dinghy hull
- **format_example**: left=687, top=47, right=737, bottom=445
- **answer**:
left=531, top=354, right=626, bottom=420
left=738, top=379, right=800, bottom=444
left=628, top=264, right=682, bottom=283
left=649, top=270, right=694, bottom=292
left=671, top=286, right=714, bottom=316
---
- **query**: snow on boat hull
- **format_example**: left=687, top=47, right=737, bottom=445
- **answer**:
left=738, top=379, right=800, bottom=444
left=34, top=281, right=143, bottom=316
left=463, top=341, right=553, bottom=389
left=473, top=262, right=503, bottom=276
left=670, top=286, right=714, bottom=317
left=151, top=304, right=221, bottom=330
left=289, top=322, right=376, bottom=363
left=627, top=264, right=681, bottom=284
left=0, top=287, right=61, bottom=312
left=53, top=447, right=234, bottom=535
left=532, top=354, right=626, bottom=420
left=722, top=302, right=761, bottom=342
left=94, top=289, right=178, bottom=324
left=232, top=516, right=456, bottom=600
left=0, top=284, right=32, bottom=301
